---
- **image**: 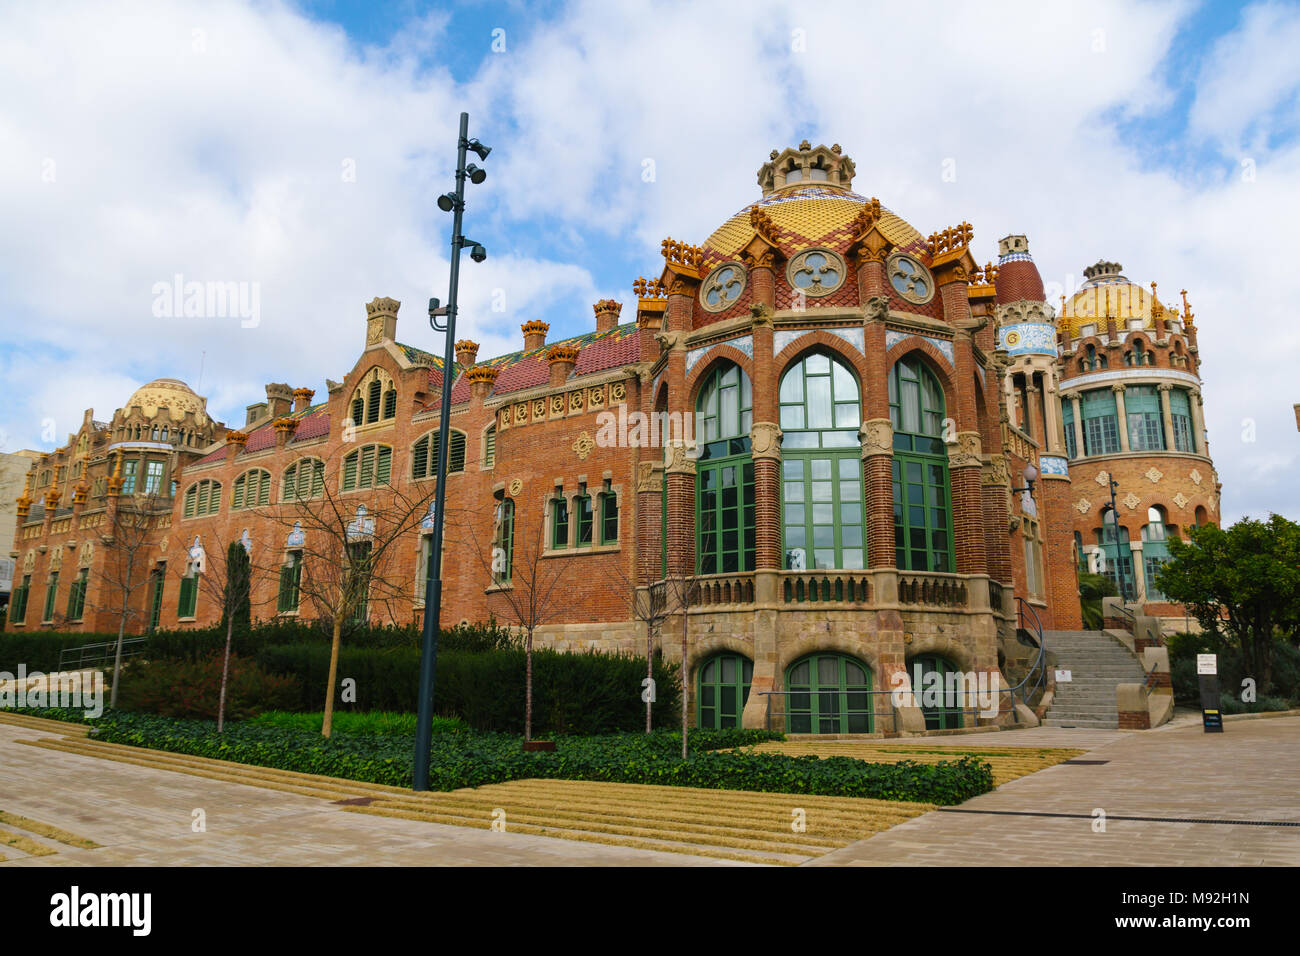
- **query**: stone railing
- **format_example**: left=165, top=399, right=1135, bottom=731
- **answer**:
left=782, top=571, right=872, bottom=605
left=898, top=573, right=968, bottom=609
left=691, top=573, right=755, bottom=606
left=988, top=580, right=1005, bottom=613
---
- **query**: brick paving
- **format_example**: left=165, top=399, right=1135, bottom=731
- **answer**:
left=2, top=714, right=1296, bottom=866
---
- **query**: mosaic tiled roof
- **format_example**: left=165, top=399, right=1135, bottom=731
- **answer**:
left=432, top=322, right=640, bottom=404
left=192, top=402, right=329, bottom=466
left=700, top=185, right=927, bottom=270
left=994, top=249, right=1046, bottom=305
left=397, top=342, right=445, bottom=369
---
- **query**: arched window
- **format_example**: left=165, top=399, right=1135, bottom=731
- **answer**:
left=908, top=655, right=964, bottom=730
left=1141, top=506, right=1173, bottom=600
left=182, top=479, right=222, bottom=518
left=351, top=367, right=396, bottom=427
left=1098, top=507, right=1135, bottom=601
left=492, top=496, right=514, bottom=584
left=697, top=654, right=753, bottom=729
left=785, top=654, right=873, bottom=733
left=232, top=469, right=272, bottom=510
left=282, top=458, right=325, bottom=501
left=695, top=361, right=755, bottom=574
left=889, top=355, right=952, bottom=572
left=412, top=430, right=466, bottom=479
left=779, top=351, right=864, bottom=569
left=342, top=444, right=392, bottom=491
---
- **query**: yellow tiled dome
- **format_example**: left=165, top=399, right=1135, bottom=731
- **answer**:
left=125, top=378, right=207, bottom=422
left=701, top=185, right=925, bottom=267
left=1060, top=261, right=1167, bottom=339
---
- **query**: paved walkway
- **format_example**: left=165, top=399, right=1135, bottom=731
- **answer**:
left=811, top=714, right=1300, bottom=866
left=2, top=714, right=1295, bottom=866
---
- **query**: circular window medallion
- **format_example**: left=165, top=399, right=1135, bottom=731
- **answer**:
left=886, top=253, right=934, bottom=304
left=786, top=247, right=847, bottom=297
left=700, top=261, right=748, bottom=313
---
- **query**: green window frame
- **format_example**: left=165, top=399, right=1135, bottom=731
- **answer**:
left=278, top=551, right=302, bottom=613
left=697, top=654, right=753, bottom=729
left=283, top=458, right=325, bottom=501
left=232, top=469, right=271, bottom=510
left=908, top=655, right=964, bottom=730
left=785, top=654, right=873, bottom=734
left=42, top=572, right=59, bottom=622
left=1124, top=385, right=1165, bottom=451
left=347, top=541, right=372, bottom=624
left=342, top=445, right=392, bottom=491
left=483, top=425, right=496, bottom=469
left=366, top=380, right=382, bottom=424
left=779, top=352, right=864, bottom=570
left=382, top=387, right=396, bottom=420
left=412, top=430, right=466, bottom=479
left=183, top=480, right=221, bottom=518
left=121, top=460, right=138, bottom=495
left=143, top=460, right=165, bottom=495
left=1169, top=389, right=1195, bottom=453
left=493, top=498, right=514, bottom=584
left=576, top=490, right=594, bottom=546
left=1062, top=400, right=1077, bottom=458
left=11, top=575, right=30, bottom=625
left=1080, top=388, right=1120, bottom=455
left=696, top=361, right=755, bottom=574
left=1141, top=508, right=1172, bottom=601
left=599, top=490, right=619, bottom=544
left=551, top=496, right=569, bottom=549
left=147, top=566, right=165, bottom=632
left=1099, top=510, right=1136, bottom=602
left=889, top=356, right=953, bottom=572
left=351, top=396, right=364, bottom=426
left=66, top=568, right=88, bottom=622
left=178, top=572, right=198, bottom=618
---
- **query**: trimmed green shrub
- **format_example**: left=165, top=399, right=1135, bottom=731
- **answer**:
left=252, top=643, right=682, bottom=735
left=0, top=632, right=122, bottom=672
left=115, top=654, right=300, bottom=721
left=1218, top=692, right=1291, bottom=715
left=246, top=710, right=467, bottom=735
left=86, top=713, right=992, bottom=804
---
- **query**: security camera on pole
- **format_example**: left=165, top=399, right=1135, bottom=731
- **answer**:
left=414, top=112, right=491, bottom=792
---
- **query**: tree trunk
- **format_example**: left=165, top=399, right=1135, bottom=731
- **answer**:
left=646, top=621, right=653, bottom=734
left=322, top=616, right=342, bottom=737
left=217, top=615, right=234, bottom=733
left=681, top=604, right=688, bottom=761
left=109, top=611, right=127, bottom=709
left=524, top=626, right=534, bottom=742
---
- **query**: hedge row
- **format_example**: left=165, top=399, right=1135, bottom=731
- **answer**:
left=250, top=644, right=681, bottom=735
left=85, top=713, right=993, bottom=803
left=0, top=618, right=516, bottom=672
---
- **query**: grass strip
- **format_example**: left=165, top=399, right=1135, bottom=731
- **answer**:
left=0, top=810, right=100, bottom=849
left=0, top=829, right=57, bottom=857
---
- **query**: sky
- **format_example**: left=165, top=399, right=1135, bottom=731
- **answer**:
left=0, top=0, right=1297, bottom=526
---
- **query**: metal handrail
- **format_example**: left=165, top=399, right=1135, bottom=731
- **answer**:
left=58, top=638, right=147, bottom=672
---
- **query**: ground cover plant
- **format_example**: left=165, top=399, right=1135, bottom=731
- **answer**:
left=77, top=712, right=993, bottom=804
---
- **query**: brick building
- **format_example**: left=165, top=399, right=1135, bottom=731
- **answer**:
left=8, top=141, right=1219, bottom=729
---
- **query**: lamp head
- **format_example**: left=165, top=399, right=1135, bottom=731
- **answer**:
left=467, top=138, right=491, bottom=160
left=437, top=192, right=457, bottom=212
left=466, top=164, right=487, bottom=185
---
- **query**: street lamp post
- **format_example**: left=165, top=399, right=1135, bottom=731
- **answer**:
left=1106, top=474, right=1129, bottom=603
left=414, top=112, right=490, bottom=792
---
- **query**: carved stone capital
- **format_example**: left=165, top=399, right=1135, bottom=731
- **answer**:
left=654, top=330, right=686, bottom=352
left=982, top=455, right=1011, bottom=487
left=749, top=302, right=774, bottom=326
left=1156, top=382, right=1174, bottom=392
left=750, top=422, right=783, bottom=459
left=635, top=461, right=662, bottom=493
left=859, top=418, right=893, bottom=457
left=664, top=440, right=698, bottom=475
left=1110, top=383, right=1126, bottom=394
left=948, top=430, right=983, bottom=468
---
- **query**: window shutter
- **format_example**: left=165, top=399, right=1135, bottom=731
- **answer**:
left=450, top=432, right=466, bottom=473
left=233, top=475, right=246, bottom=510
left=413, top=436, right=429, bottom=479
left=258, top=471, right=270, bottom=506
left=184, top=485, right=196, bottom=518
left=383, top=388, right=396, bottom=419
left=311, top=459, right=323, bottom=497
left=360, top=446, right=376, bottom=487
left=366, top=381, right=381, bottom=424
left=343, top=451, right=359, bottom=491
left=484, top=426, right=495, bottom=468
left=377, top=446, right=392, bottom=485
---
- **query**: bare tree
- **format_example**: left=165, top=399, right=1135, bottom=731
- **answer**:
left=183, top=526, right=277, bottom=731
left=263, top=450, right=435, bottom=737
left=659, top=571, right=701, bottom=759
left=603, top=554, right=668, bottom=733
left=87, top=491, right=171, bottom=709
left=455, top=497, right=572, bottom=742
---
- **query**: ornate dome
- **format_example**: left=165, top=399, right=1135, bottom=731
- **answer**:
left=993, top=235, right=1046, bottom=305
left=124, top=378, right=207, bottom=423
left=1060, top=260, right=1164, bottom=339
left=700, top=143, right=927, bottom=271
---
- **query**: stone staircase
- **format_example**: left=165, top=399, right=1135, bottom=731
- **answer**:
left=1041, top=630, right=1147, bottom=729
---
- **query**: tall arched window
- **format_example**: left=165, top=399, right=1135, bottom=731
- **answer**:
left=779, top=351, right=864, bottom=569
left=694, top=362, right=754, bottom=574
left=1141, top=505, right=1173, bottom=600
left=785, top=653, right=873, bottom=733
left=412, top=430, right=466, bottom=479
left=889, top=355, right=952, bottom=572
left=908, top=654, right=964, bottom=730
left=282, top=458, right=325, bottom=501
left=232, top=468, right=272, bottom=510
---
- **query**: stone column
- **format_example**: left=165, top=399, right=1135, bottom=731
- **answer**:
left=1190, top=387, right=1207, bottom=455
left=1024, top=382, right=1043, bottom=445
left=1042, top=368, right=1063, bottom=454
left=1129, top=540, right=1146, bottom=601
left=663, top=440, right=696, bottom=577
left=750, top=422, right=783, bottom=573
left=1069, top=393, right=1085, bottom=458
left=859, top=419, right=895, bottom=569
left=948, top=432, right=987, bottom=576
left=1157, top=383, right=1175, bottom=452
left=1113, top=384, right=1130, bottom=452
